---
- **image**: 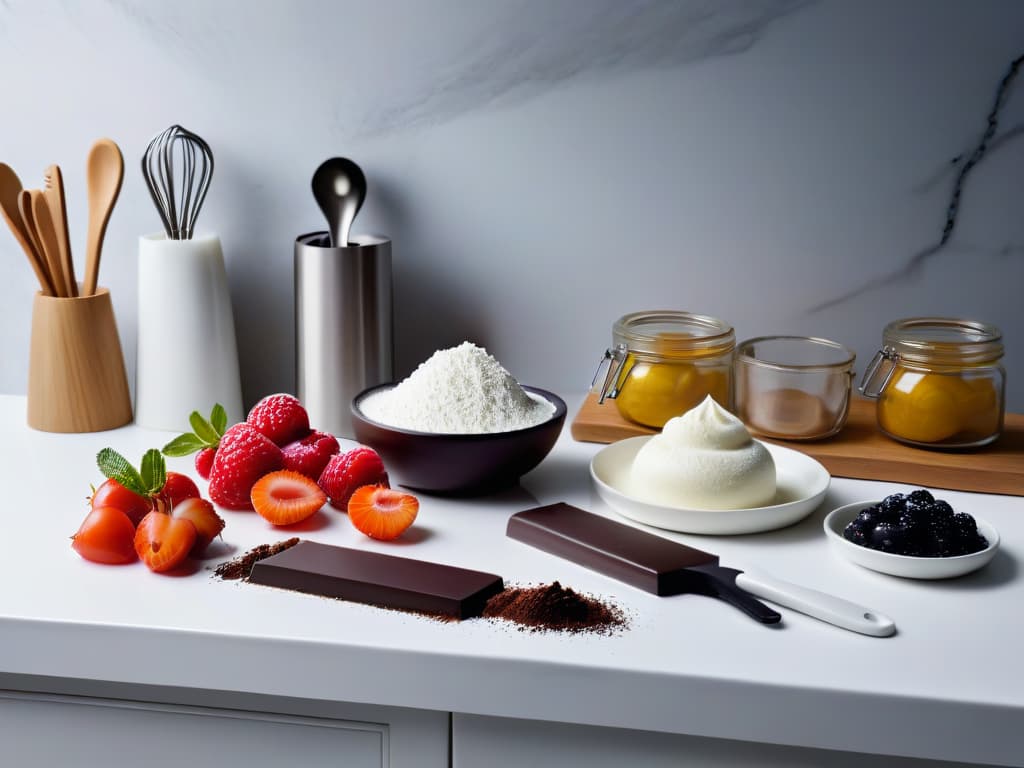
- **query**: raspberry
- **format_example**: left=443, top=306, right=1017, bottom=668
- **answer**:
left=282, top=430, right=340, bottom=480
left=195, top=447, right=216, bottom=480
left=208, top=423, right=284, bottom=510
left=247, top=394, right=310, bottom=447
left=318, top=447, right=389, bottom=511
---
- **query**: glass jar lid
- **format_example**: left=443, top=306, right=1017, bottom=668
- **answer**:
left=883, top=317, right=1003, bottom=365
left=612, top=310, right=734, bottom=356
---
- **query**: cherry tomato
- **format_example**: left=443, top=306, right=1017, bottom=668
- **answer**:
left=160, top=471, right=201, bottom=510
left=134, top=511, right=197, bottom=573
left=91, top=479, right=154, bottom=526
left=72, top=506, right=137, bottom=564
left=171, top=497, right=225, bottom=554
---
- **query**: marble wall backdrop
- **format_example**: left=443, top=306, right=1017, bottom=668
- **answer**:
left=1, top=0, right=1022, bottom=413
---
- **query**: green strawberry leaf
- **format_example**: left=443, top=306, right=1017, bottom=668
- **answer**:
left=162, top=433, right=206, bottom=457
left=140, top=449, right=166, bottom=495
left=190, top=411, right=220, bottom=445
left=210, top=403, right=227, bottom=436
left=96, top=448, right=147, bottom=496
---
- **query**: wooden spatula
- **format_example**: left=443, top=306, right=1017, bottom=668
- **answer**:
left=44, top=165, right=76, bottom=297
left=17, top=190, right=56, bottom=296
left=84, top=139, right=124, bottom=296
left=0, top=163, right=54, bottom=296
left=31, top=190, right=66, bottom=298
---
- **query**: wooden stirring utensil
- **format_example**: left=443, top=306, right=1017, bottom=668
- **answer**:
left=0, top=163, right=54, bottom=296
left=31, top=190, right=67, bottom=297
left=44, top=165, right=76, bottom=297
left=17, top=190, right=57, bottom=296
left=84, top=139, right=124, bottom=296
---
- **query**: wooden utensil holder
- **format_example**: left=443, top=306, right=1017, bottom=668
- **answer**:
left=27, top=287, right=132, bottom=432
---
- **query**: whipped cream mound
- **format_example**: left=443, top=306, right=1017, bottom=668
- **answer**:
left=630, top=396, right=776, bottom=510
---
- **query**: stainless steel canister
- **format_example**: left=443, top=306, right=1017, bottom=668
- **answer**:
left=295, top=232, right=393, bottom=438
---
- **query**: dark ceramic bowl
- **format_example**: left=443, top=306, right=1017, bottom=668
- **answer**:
left=351, top=384, right=567, bottom=495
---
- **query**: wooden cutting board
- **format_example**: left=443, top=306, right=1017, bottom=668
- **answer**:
left=571, top=394, right=1024, bottom=497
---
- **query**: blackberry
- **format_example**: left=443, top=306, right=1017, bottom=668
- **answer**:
left=907, top=489, right=935, bottom=506
left=952, top=512, right=978, bottom=539
left=879, top=494, right=906, bottom=520
left=929, top=500, right=955, bottom=520
left=844, top=521, right=869, bottom=545
left=870, top=522, right=903, bottom=553
left=902, top=497, right=930, bottom=519
left=856, top=507, right=882, bottom=528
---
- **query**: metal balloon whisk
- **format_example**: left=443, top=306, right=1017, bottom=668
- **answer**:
left=141, top=125, right=214, bottom=240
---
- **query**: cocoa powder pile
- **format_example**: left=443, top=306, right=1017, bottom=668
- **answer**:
left=213, top=538, right=300, bottom=580
left=483, top=581, right=627, bottom=635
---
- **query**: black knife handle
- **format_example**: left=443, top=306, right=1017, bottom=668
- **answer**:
left=709, top=575, right=782, bottom=624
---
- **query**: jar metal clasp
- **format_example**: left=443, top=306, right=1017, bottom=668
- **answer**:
left=592, top=343, right=628, bottom=403
left=858, top=345, right=899, bottom=399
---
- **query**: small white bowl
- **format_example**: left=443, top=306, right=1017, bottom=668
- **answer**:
left=590, top=436, right=830, bottom=535
left=824, top=501, right=1000, bottom=580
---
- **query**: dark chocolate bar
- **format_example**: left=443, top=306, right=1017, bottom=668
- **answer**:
left=248, top=540, right=504, bottom=619
left=508, top=503, right=780, bottom=624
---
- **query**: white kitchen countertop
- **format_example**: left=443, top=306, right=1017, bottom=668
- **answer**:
left=0, top=394, right=1021, bottom=765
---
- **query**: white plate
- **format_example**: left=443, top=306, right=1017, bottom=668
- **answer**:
left=824, top=501, right=1000, bottom=579
left=590, top=436, right=830, bottom=535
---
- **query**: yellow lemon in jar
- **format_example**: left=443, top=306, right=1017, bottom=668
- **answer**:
left=614, top=358, right=729, bottom=428
left=960, top=377, right=1001, bottom=436
left=878, top=370, right=971, bottom=443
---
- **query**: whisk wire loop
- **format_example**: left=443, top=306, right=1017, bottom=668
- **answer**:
left=141, top=124, right=214, bottom=240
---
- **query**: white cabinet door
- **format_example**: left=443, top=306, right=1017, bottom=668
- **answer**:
left=1, top=690, right=447, bottom=768
left=453, top=714, right=1002, bottom=768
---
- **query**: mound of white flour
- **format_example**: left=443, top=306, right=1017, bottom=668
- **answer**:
left=359, top=342, right=555, bottom=433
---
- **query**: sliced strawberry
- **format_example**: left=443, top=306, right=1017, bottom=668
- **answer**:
left=160, top=471, right=200, bottom=509
left=251, top=470, right=326, bottom=526
left=318, top=447, right=389, bottom=511
left=208, top=423, right=284, bottom=510
left=247, top=394, right=310, bottom=447
left=134, top=511, right=196, bottom=572
left=195, top=447, right=216, bottom=480
left=347, top=486, right=419, bottom=541
left=282, top=430, right=340, bottom=480
left=171, top=497, right=225, bottom=554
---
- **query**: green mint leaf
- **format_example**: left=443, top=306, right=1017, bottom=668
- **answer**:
left=190, top=411, right=220, bottom=445
left=162, top=433, right=206, bottom=457
left=140, top=449, right=167, bottom=495
left=96, top=448, right=146, bottom=496
left=210, top=403, right=227, bottom=436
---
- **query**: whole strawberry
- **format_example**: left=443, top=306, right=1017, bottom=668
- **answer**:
left=318, top=446, right=389, bottom=511
left=208, top=423, right=284, bottom=510
left=247, top=394, right=310, bottom=447
left=282, top=430, right=340, bottom=480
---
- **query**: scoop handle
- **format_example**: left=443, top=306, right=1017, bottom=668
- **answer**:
left=711, top=576, right=782, bottom=624
left=736, top=570, right=896, bottom=637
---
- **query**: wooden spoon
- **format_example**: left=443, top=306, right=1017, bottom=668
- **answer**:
left=44, top=165, right=76, bottom=297
left=31, top=190, right=67, bottom=298
left=84, top=139, right=124, bottom=296
left=17, top=190, right=56, bottom=296
left=0, top=163, right=54, bottom=295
